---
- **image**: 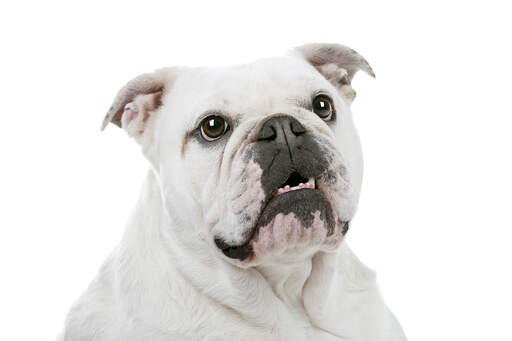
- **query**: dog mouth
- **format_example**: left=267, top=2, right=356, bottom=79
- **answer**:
left=273, top=172, right=316, bottom=197
left=215, top=171, right=325, bottom=262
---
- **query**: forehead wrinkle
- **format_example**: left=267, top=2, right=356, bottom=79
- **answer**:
left=285, top=96, right=310, bottom=109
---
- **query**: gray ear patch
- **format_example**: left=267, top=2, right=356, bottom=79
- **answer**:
left=295, top=43, right=375, bottom=84
left=101, top=68, right=175, bottom=131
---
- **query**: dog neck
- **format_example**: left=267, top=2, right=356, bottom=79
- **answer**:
left=257, top=259, right=319, bottom=312
left=115, top=170, right=392, bottom=340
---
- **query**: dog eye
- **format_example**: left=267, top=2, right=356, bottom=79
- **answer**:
left=200, top=115, right=229, bottom=141
left=312, top=95, right=334, bottom=121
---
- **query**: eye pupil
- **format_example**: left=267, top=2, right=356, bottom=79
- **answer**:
left=312, top=95, right=333, bottom=120
left=201, top=115, right=229, bottom=141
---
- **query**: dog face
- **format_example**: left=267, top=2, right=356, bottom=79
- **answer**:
left=102, top=44, right=374, bottom=267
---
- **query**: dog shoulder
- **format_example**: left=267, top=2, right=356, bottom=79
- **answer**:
left=59, top=253, right=124, bottom=341
left=334, top=243, right=407, bottom=341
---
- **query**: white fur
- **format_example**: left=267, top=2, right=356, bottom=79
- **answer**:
left=59, top=45, right=406, bottom=341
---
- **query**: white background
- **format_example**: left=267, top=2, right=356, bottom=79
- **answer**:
left=1, top=1, right=511, bottom=340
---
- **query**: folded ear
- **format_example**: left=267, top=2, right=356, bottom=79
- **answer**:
left=101, top=68, right=177, bottom=141
left=295, top=43, right=375, bottom=102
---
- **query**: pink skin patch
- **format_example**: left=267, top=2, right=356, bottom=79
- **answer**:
left=229, top=160, right=266, bottom=222
left=250, top=211, right=331, bottom=263
left=121, top=91, right=162, bottom=136
left=322, top=220, right=345, bottom=251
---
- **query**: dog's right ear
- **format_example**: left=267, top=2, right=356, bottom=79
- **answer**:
left=101, top=68, right=178, bottom=141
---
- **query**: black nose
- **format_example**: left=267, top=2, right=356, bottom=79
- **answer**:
left=257, top=115, right=306, bottom=142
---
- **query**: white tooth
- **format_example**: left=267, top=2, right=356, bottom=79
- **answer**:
left=285, top=185, right=290, bottom=190
left=308, top=177, right=316, bottom=188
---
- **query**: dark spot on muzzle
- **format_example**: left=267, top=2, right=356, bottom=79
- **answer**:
left=252, top=115, right=333, bottom=199
left=252, top=115, right=337, bottom=236
left=214, top=237, right=253, bottom=261
left=256, top=189, right=336, bottom=235
left=342, top=220, right=350, bottom=235
left=216, top=115, right=340, bottom=262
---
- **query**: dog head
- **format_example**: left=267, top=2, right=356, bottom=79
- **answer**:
left=102, top=43, right=374, bottom=267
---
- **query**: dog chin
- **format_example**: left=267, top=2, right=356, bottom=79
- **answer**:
left=218, top=187, right=346, bottom=267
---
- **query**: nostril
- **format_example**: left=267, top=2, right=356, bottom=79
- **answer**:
left=258, top=116, right=306, bottom=141
left=290, top=119, right=306, bottom=136
left=258, top=123, right=277, bottom=141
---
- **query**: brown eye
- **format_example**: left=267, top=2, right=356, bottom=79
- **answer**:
left=200, top=115, right=229, bottom=141
left=312, top=95, right=334, bottom=121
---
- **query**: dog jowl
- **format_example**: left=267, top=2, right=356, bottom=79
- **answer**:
left=215, top=115, right=350, bottom=263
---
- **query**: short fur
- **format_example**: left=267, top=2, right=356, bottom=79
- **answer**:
left=59, top=43, right=406, bottom=341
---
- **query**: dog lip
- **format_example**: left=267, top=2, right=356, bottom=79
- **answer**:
left=214, top=237, right=253, bottom=261
left=216, top=177, right=324, bottom=262
left=216, top=186, right=326, bottom=262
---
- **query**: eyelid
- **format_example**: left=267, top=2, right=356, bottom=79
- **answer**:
left=190, top=111, right=235, bottom=135
left=312, top=91, right=333, bottom=101
left=193, top=111, right=224, bottom=128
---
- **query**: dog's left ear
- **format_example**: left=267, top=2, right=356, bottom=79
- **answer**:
left=295, top=43, right=375, bottom=102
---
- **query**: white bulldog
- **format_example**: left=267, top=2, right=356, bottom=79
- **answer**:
left=59, top=43, right=407, bottom=341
